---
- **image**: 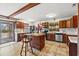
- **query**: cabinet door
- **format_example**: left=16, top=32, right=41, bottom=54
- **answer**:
left=73, top=16, right=78, bottom=28
left=16, top=22, right=25, bottom=29
left=31, top=35, right=45, bottom=50
left=66, top=20, right=71, bottom=28
left=69, top=43, right=77, bottom=56
left=59, top=21, right=66, bottom=28
left=59, top=21, right=63, bottom=28
left=62, top=34, right=67, bottom=43
left=47, top=33, right=55, bottom=41
left=61, top=21, right=66, bottom=28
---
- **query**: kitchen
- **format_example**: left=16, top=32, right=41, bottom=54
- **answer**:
left=0, top=3, right=78, bottom=56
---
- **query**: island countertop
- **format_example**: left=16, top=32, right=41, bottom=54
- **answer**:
left=31, top=33, right=45, bottom=36
left=68, top=36, right=78, bottom=43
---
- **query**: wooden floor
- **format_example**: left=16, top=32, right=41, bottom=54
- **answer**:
left=0, top=41, right=69, bottom=56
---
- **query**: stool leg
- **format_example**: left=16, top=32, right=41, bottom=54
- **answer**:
left=25, top=42, right=27, bottom=56
left=29, top=42, right=33, bottom=54
left=20, top=41, right=24, bottom=56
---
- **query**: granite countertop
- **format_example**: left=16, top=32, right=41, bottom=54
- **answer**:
left=31, top=33, right=45, bottom=36
left=68, top=36, right=78, bottom=43
left=47, top=31, right=65, bottom=35
left=47, top=31, right=63, bottom=33
left=47, top=31, right=77, bottom=36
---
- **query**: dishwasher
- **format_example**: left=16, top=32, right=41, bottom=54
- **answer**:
left=55, top=33, right=62, bottom=42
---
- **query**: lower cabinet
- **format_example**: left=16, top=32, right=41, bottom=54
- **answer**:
left=47, top=33, right=55, bottom=41
left=46, top=33, right=67, bottom=43
left=67, top=36, right=77, bottom=56
left=62, top=34, right=68, bottom=43
left=69, top=42, right=77, bottom=56
left=31, top=35, right=45, bottom=50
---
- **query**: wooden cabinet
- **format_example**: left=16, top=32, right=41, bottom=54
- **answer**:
left=62, top=34, right=68, bottom=43
left=59, top=20, right=66, bottom=28
left=66, top=16, right=78, bottom=28
left=47, top=33, right=55, bottom=41
left=41, top=22, right=49, bottom=28
left=66, top=20, right=71, bottom=28
left=66, top=36, right=77, bottom=56
left=59, top=16, right=78, bottom=28
left=59, top=21, right=62, bottom=28
left=16, top=22, right=25, bottom=29
left=73, top=16, right=78, bottom=28
left=31, top=35, right=45, bottom=50
left=62, top=21, right=66, bottom=28
left=69, top=42, right=77, bottom=56
left=59, top=19, right=72, bottom=28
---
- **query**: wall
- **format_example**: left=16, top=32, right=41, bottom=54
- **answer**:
left=59, top=28, right=78, bottom=35
left=15, top=28, right=24, bottom=42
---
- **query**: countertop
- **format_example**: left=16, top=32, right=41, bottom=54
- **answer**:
left=68, top=36, right=78, bottom=43
left=47, top=31, right=77, bottom=36
left=47, top=31, right=66, bottom=35
left=31, top=33, right=45, bottom=36
left=47, top=31, right=63, bottom=33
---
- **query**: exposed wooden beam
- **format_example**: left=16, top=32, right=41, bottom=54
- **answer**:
left=0, top=15, right=19, bottom=20
left=9, top=3, right=40, bottom=17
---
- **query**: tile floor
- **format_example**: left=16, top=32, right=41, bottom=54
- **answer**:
left=0, top=41, right=69, bottom=56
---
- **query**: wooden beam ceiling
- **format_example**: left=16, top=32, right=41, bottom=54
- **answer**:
left=9, top=3, right=40, bottom=17
left=0, top=15, right=19, bottom=20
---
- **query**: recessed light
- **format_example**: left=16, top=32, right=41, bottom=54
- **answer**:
left=27, top=18, right=35, bottom=22
left=46, top=13, right=56, bottom=18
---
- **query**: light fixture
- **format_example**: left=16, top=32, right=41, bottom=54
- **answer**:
left=46, top=13, right=56, bottom=18
left=28, top=19, right=34, bottom=22
left=27, top=18, right=35, bottom=23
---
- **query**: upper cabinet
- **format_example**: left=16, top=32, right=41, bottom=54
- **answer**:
left=73, top=16, right=78, bottom=28
left=66, top=18, right=73, bottom=28
left=59, top=15, right=78, bottom=28
left=16, top=21, right=25, bottom=29
left=59, top=20, right=66, bottom=28
left=66, top=20, right=71, bottom=28
left=41, top=22, right=49, bottom=28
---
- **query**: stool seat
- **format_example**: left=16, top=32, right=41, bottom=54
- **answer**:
left=23, top=40, right=30, bottom=43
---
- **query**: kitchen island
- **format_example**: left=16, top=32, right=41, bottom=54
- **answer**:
left=30, top=33, right=45, bottom=50
left=68, top=36, right=78, bottom=56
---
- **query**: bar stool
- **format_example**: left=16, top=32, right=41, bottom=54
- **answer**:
left=20, top=34, right=34, bottom=56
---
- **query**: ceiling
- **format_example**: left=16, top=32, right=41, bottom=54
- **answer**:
left=0, top=3, right=27, bottom=16
left=0, top=3, right=77, bottom=23
left=14, top=3, right=77, bottom=23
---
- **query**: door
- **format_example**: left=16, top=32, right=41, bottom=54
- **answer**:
left=0, top=20, right=15, bottom=44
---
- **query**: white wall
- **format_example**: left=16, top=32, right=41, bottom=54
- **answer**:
left=59, top=28, right=78, bottom=35
left=15, top=28, right=24, bottom=42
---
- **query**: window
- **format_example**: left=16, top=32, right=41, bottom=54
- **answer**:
left=0, top=20, right=15, bottom=44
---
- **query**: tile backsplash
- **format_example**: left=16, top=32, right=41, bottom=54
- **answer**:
left=59, top=28, right=78, bottom=35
